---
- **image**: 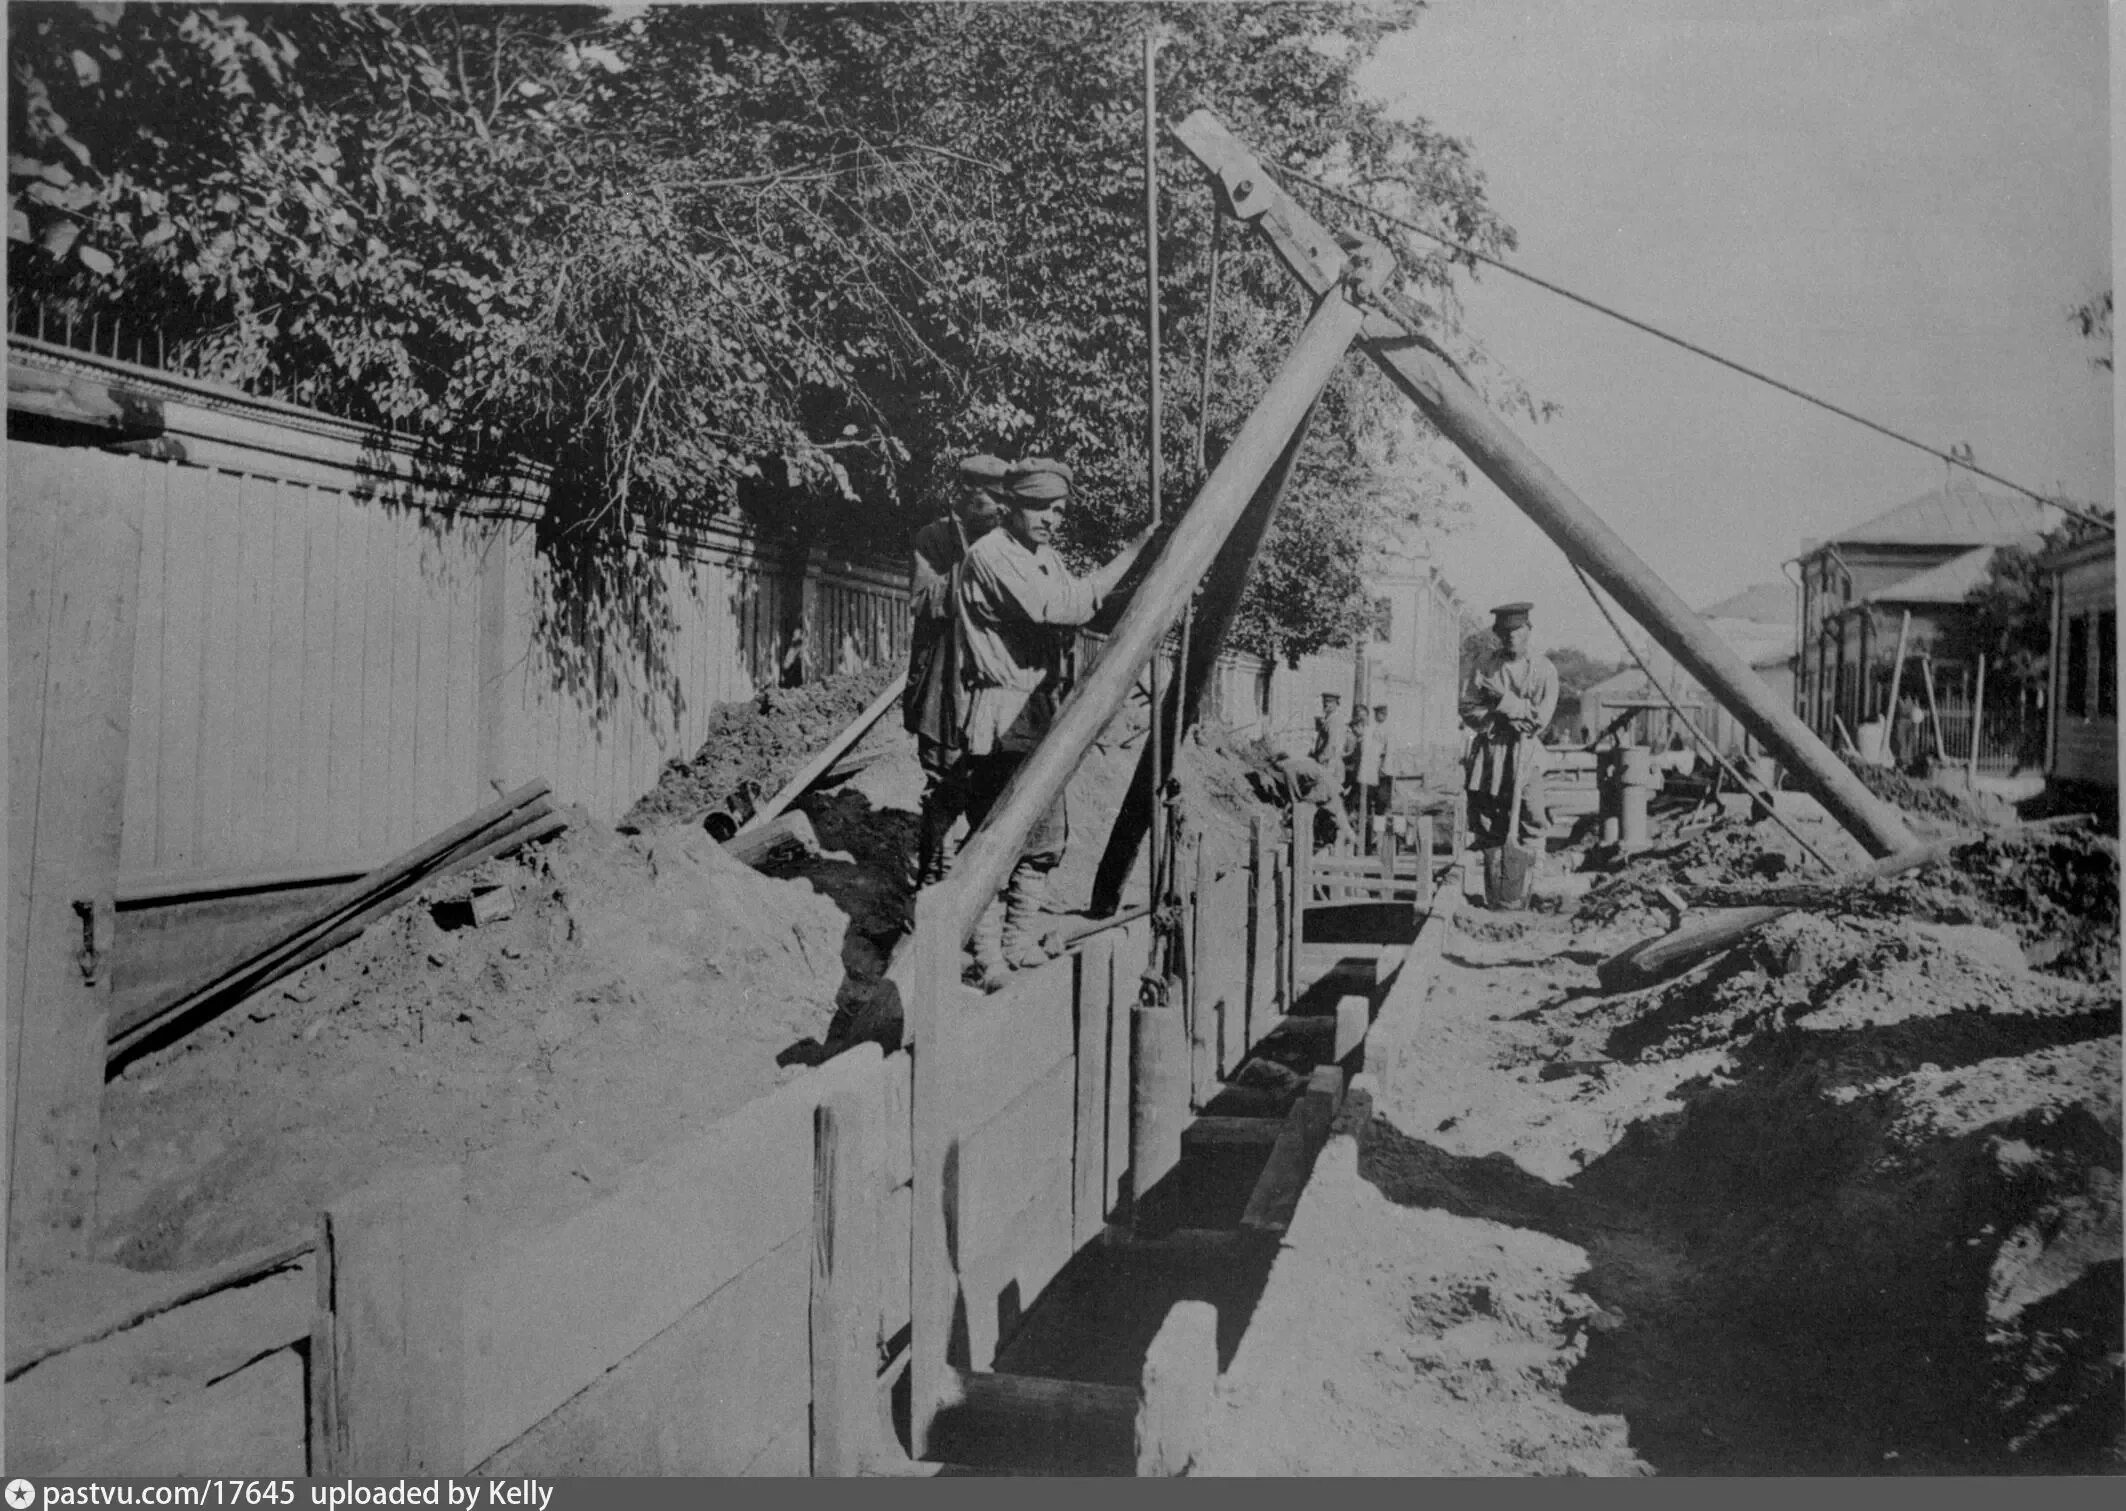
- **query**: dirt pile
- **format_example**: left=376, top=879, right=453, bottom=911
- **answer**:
left=1842, top=756, right=2006, bottom=828
left=623, top=663, right=903, bottom=828
left=94, top=818, right=851, bottom=1273
left=1375, top=904, right=2121, bottom=1473
left=1574, top=809, right=1870, bottom=931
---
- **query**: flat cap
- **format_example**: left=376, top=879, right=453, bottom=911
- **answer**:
left=956, top=453, right=1012, bottom=483
left=1490, top=601, right=1533, bottom=628
left=1000, top=456, right=1074, bottom=505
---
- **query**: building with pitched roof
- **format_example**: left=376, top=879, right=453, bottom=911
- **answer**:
left=1792, top=472, right=2058, bottom=758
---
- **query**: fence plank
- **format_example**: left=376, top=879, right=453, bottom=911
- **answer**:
left=297, top=485, right=337, bottom=859
left=122, top=459, right=168, bottom=873
left=266, top=476, right=307, bottom=863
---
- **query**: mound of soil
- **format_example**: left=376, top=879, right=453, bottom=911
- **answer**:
left=623, top=663, right=903, bottom=828
left=1367, top=903, right=2123, bottom=1474
left=1843, top=756, right=2000, bottom=828
left=91, top=818, right=851, bottom=1277
left=1575, top=808, right=1870, bottom=931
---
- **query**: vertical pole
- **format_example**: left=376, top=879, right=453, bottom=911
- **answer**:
left=312, top=1168, right=466, bottom=1475
left=1145, top=27, right=1166, bottom=916
left=908, top=901, right=959, bottom=1462
left=812, top=1067, right=885, bottom=1477
left=1968, top=653, right=1987, bottom=784
left=1884, top=610, right=1912, bottom=766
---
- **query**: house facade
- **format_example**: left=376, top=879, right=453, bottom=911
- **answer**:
left=1794, top=476, right=2057, bottom=756
left=2042, top=535, right=2117, bottom=790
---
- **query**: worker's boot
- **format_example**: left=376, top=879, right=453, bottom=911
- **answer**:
left=1001, top=859, right=1055, bottom=970
left=968, top=895, right=1011, bottom=992
left=914, top=801, right=951, bottom=888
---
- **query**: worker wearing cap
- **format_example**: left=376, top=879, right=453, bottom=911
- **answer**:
left=956, top=457, right=1153, bottom=985
left=904, top=454, right=1010, bottom=887
left=1461, top=602, right=1559, bottom=888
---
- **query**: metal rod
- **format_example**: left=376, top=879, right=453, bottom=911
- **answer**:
left=1145, top=27, right=1166, bottom=914
left=1194, top=213, right=1220, bottom=478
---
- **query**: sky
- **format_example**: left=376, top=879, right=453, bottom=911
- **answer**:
left=1354, top=0, right=2114, bottom=659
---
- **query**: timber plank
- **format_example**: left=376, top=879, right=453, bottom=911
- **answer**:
left=960, top=1154, right=1075, bottom=1370
left=954, top=950, right=1074, bottom=1138
left=1072, top=935, right=1115, bottom=1250
left=812, top=1073, right=887, bottom=1476
left=957, top=1054, right=1076, bottom=1273
left=461, top=1043, right=885, bottom=1466
left=476, top=1234, right=811, bottom=1476
left=314, top=1166, right=466, bottom=1475
left=7, top=457, right=141, bottom=1266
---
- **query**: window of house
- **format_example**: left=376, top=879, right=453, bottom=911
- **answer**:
left=2099, top=610, right=2117, bottom=719
left=2065, top=613, right=2090, bottom=717
left=1373, top=596, right=1394, bottom=644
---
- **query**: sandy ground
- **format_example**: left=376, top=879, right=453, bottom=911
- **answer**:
left=1205, top=796, right=2122, bottom=1476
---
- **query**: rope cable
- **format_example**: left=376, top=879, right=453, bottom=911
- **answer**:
left=1570, top=562, right=1841, bottom=874
left=1279, top=165, right=2114, bottom=536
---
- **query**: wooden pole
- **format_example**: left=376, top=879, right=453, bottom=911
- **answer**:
left=907, top=900, right=960, bottom=1463
left=1145, top=29, right=1166, bottom=917
left=1089, top=407, right=1318, bottom=915
left=1969, top=653, right=1988, bottom=784
left=311, top=1167, right=466, bottom=1475
left=1135, top=1301, right=1218, bottom=1476
left=811, top=1068, right=885, bottom=1477
left=1920, top=656, right=1947, bottom=765
left=1169, top=109, right=1915, bottom=861
left=1884, top=610, right=1912, bottom=766
left=918, top=287, right=1366, bottom=960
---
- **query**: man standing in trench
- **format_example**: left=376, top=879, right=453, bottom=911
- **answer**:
left=1461, top=601, right=1558, bottom=900
left=956, top=457, right=1153, bottom=987
left=903, top=453, right=1010, bottom=887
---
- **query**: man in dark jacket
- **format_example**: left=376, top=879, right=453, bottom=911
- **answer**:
left=904, top=453, right=1009, bottom=886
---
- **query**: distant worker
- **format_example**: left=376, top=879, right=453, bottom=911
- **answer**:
left=957, top=457, right=1154, bottom=986
left=903, top=453, right=1011, bottom=887
left=1360, top=701, right=1389, bottom=837
left=1461, top=601, right=1559, bottom=890
left=1278, top=691, right=1353, bottom=845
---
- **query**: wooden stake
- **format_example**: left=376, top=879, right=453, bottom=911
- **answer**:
left=812, top=1072, right=886, bottom=1476
left=311, top=1167, right=466, bottom=1475
left=1136, top=1301, right=1218, bottom=1476
left=1968, top=654, right=1987, bottom=785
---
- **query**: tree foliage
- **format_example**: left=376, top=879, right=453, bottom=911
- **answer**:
left=9, top=1, right=1524, bottom=666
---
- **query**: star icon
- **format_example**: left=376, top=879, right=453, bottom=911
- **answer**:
left=6, top=1479, right=36, bottom=1509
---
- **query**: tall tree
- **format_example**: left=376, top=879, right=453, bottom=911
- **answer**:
left=9, top=2, right=1526, bottom=668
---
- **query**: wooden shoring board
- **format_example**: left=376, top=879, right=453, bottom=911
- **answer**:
left=1072, top=936, right=1117, bottom=1250
left=448, top=1043, right=887, bottom=1467
left=1239, top=1065, right=1345, bottom=1234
